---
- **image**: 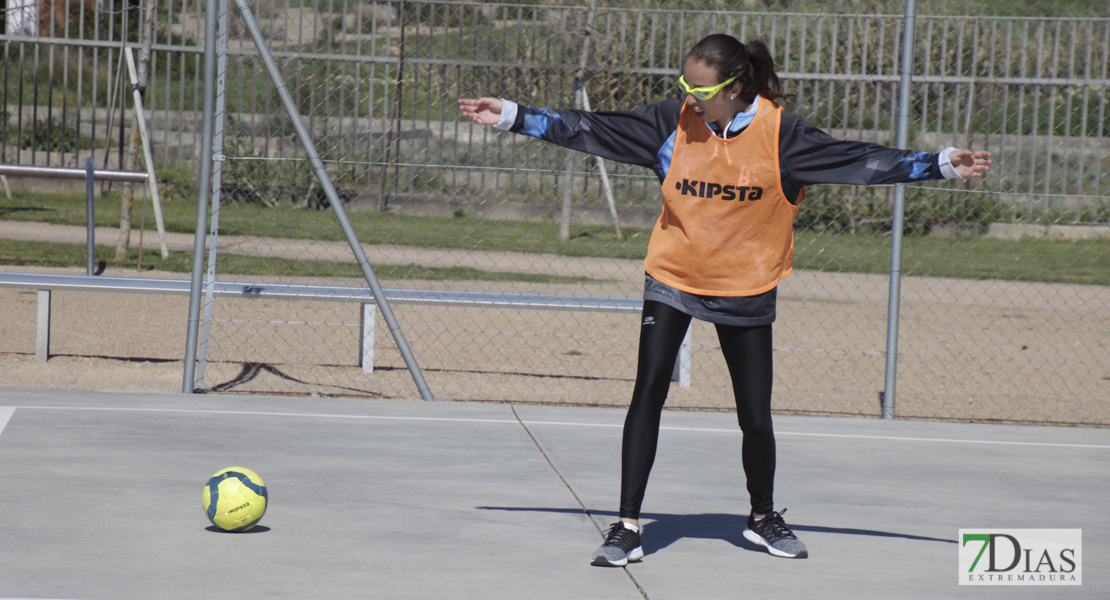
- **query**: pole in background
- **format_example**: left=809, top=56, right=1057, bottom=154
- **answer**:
left=882, top=0, right=918, bottom=420
left=85, top=157, right=95, bottom=276
left=225, top=0, right=435, bottom=402
left=195, top=0, right=232, bottom=390
left=564, top=0, right=622, bottom=242
left=182, top=0, right=220, bottom=394
left=123, top=46, right=169, bottom=258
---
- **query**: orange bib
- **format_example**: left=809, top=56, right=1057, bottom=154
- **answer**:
left=644, top=98, right=803, bottom=296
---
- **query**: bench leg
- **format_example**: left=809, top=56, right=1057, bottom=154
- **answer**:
left=360, top=303, right=376, bottom=374
left=671, top=323, right=691, bottom=387
left=36, top=289, right=51, bottom=362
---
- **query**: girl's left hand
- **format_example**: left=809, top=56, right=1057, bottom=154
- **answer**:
left=950, top=149, right=992, bottom=178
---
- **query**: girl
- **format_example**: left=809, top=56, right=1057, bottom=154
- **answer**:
left=459, top=33, right=991, bottom=566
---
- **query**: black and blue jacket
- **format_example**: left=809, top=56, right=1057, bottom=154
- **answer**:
left=502, top=97, right=953, bottom=204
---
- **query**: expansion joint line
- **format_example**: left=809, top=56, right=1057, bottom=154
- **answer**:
left=509, top=406, right=650, bottom=599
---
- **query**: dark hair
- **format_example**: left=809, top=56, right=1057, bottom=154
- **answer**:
left=685, top=34, right=793, bottom=107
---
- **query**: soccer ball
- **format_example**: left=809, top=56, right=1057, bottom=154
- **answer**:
left=203, top=467, right=268, bottom=532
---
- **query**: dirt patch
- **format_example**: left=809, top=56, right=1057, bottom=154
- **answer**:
left=2, top=261, right=1106, bottom=426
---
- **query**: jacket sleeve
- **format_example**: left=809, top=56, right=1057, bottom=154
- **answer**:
left=778, top=112, right=944, bottom=202
left=510, top=99, right=683, bottom=173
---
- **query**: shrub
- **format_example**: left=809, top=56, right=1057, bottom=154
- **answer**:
left=20, top=118, right=81, bottom=152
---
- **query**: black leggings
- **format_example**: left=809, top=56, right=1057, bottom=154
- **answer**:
left=619, top=300, right=776, bottom=519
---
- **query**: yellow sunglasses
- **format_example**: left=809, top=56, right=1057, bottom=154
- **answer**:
left=678, top=74, right=740, bottom=100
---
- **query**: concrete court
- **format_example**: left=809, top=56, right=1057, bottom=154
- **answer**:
left=0, top=389, right=1106, bottom=600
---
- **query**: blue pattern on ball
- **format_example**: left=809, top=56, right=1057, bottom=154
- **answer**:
left=206, top=470, right=268, bottom=526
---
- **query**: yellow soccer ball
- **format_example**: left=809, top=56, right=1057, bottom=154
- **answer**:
left=203, top=467, right=268, bottom=532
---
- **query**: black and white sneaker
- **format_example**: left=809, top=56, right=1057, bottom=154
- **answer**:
left=743, top=509, right=808, bottom=558
left=590, top=522, right=644, bottom=566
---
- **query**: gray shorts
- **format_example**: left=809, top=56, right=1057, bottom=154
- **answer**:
left=642, top=274, right=777, bottom=327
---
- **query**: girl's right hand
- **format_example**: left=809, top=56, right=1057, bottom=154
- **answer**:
left=457, top=97, right=504, bottom=126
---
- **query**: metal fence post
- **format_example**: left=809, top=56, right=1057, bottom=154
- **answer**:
left=883, top=0, right=918, bottom=420
left=85, top=156, right=95, bottom=276
left=182, top=0, right=219, bottom=394
left=36, top=289, right=51, bottom=361
left=195, top=0, right=232, bottom=391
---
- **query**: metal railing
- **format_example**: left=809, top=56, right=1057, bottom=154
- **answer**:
left=0, top=160, right=147, bottom=274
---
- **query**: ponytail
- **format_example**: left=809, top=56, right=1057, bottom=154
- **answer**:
left=742, top=39, right=793, bottom=108
left=685, top=34, right=794, bottom=108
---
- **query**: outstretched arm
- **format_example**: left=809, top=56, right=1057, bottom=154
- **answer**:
left=777, top=113, right=993, bottom=201
left=457, top=96, right=683, bottom=173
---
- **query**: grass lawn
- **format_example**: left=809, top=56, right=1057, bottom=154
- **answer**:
left=1, top=192, right=1106, bottom=286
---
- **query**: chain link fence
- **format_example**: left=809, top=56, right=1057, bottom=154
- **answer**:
left=2, top=0, right=1107, bottom=424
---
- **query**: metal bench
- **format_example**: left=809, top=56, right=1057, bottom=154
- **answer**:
left=0, top=272, right=692, bottom=385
